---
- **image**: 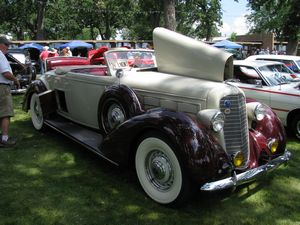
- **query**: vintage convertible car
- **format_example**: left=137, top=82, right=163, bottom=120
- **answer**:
left=228, top=60, right=300, bottom=140
left=22, top=28, right=291, bottom=206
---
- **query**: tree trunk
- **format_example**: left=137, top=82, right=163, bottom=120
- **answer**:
left=163, top=0, right=176, bottom=31
left=286, top=37, right=299, bottom=55
left=36, top=0, right=48, bottom=40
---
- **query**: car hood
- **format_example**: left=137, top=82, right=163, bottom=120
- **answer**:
left=121, top=70, right=242, bottom=110
left=153, top=27, right=234, bottom=82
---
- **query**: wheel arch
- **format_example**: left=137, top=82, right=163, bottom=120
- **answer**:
left=22, top=80, right=48, bottom=112
left=287, top=108, right=300, bottom=129
left=101, top=108, right=232, bottom=185
left=97, top=84, right=144, bottom=133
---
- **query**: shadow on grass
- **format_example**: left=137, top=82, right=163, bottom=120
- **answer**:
left=0, top=95, right=299, bottom=225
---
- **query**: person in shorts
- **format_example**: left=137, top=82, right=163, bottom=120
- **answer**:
left=0, top=36, right=20, bottom=147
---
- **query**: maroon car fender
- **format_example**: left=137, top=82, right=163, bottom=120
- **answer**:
left=246, top=99, right=286, bottom=168
left=100, top=108, right=232, bottom=185
left=22, top=79, right=48, bottom=112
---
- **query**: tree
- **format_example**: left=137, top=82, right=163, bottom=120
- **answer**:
left=122, top=0, right=163, bottom=40
left=230, top=32, right=237, bottom=41
left=36, top=0, right=48, bottom=40
left=176, top=0, right=222, bottom=41
left=247, top=0, right=300, bottom=55
left=163, top=0, right=176, bottom=31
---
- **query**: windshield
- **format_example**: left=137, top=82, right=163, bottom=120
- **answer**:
left=295, top=60, right=300, bottom=72
left=105, top=50, right=156, bottom=71
left=283, top=60, right=300, bottom=73
left=258, top=64, right=295, bottom=85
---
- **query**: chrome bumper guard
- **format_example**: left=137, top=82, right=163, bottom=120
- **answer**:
left=200, top=150, right=292, bottom=191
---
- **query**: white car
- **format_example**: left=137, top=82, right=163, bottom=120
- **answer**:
left=246, top=54, right=300, bottom=78
left=228, top=60, right=300, bottom=139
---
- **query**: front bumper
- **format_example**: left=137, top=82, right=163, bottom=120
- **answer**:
left=200, top=150, right=292, bottom=191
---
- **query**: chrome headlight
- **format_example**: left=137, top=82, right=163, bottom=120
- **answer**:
left=247, top=102, right=267, bottom=122
left=254, top=103, right=266, bottom=121
left=197, top=109, right=225, bottom=133
left=211, top=112, right=225, bottom=132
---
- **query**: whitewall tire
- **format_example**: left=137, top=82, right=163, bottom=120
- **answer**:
left=135, top=135, right=189, bottom=205
left=30, top=93, right=44, bottom=130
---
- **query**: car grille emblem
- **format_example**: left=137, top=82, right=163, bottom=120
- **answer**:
left=224, top=100, right=231, bottom=114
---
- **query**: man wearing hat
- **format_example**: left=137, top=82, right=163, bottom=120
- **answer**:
left=0, top=36, right=20, bottom=147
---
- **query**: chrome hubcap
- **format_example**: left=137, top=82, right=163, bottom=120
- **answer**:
left=107, top=104, right=125, bottom=129
left=145, top=150, right=174, bottom=191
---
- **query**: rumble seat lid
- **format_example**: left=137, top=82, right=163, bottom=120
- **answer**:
left=153, top=27, right=233, bottom=82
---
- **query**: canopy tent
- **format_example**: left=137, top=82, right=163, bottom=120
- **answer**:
left=19, top=43, right=44, bottom=51
left=58, top=41, right=93, bottom=50
left=212, top=40, right=242, bottom=49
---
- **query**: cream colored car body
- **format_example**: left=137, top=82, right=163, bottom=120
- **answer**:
left=41, top=27, right=245, bottom=157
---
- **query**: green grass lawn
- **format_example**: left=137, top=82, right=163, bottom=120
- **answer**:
left=0, top=95, right=299, bottom=225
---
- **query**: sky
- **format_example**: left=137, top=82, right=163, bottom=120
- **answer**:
left=220, top=0, right=250, bottom=37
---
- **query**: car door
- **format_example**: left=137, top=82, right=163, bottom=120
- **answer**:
left=55, top=69, right=117, bottom=129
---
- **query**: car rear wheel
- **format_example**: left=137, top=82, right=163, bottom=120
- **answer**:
left=30, top=93, right=45, bottom=130
left=291, top=114, right=300, bottom=140
left=100, top=97, right=128, bottom=134
left=135, top=134, right=191, bottom=206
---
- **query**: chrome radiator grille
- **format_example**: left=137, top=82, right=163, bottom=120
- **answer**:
left=220, top=94, right=249, bottom=166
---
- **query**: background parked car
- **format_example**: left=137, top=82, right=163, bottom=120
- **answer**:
left=19, top=42, right=44, bottom=74
left=246, top=54, right=300, bottom=78
left=6, top=48, right=36, bottom=93
left=228, top=60, right=300, bottom=139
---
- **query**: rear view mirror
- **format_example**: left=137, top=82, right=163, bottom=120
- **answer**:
left=255, top=79, right=262, bottom=88
left=116, top=69, right=124, bottom=79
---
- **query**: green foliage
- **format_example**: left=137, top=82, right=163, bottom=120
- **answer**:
left=122, top=0, right=164, bottom=40
left=230, top=32, right=237, bottom=41
left=247, top=0, right=300, bottom=54
left=0, top=0, right=224, bottom=41
left=176, top=0, right=222, bottom=40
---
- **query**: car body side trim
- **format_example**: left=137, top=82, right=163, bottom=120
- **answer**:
left=241, top=86, right=300, bottom=98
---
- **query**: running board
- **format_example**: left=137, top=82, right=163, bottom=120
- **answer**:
left=44, top=116, right=118, bottom=166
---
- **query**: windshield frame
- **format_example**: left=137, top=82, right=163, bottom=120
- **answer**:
left=104, top=49, right=156, bottom=76
left=258, top=63, right=295, bottom=85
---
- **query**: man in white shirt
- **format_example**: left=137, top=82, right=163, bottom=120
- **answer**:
left=0, top=36, right=20, bottom=147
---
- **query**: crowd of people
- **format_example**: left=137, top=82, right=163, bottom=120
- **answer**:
left=39, top=46, right=73, bottom=74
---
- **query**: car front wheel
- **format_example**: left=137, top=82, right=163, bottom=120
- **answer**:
left=291, top=114, right=300, bottom=140
left=135, top=134, right=191, bottom=206
left=30, top=93, right=45, bottom=130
